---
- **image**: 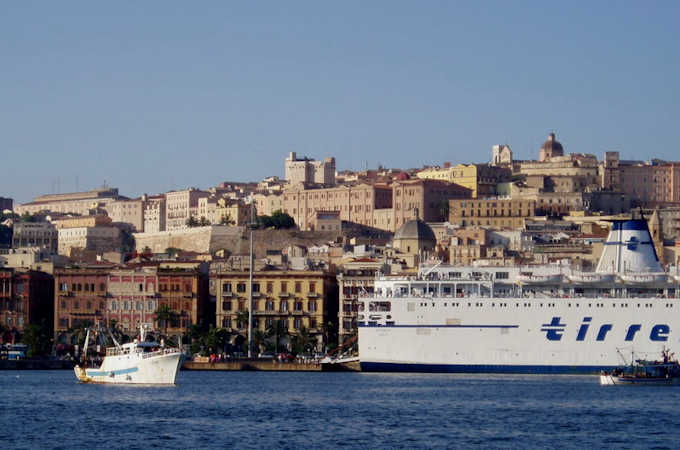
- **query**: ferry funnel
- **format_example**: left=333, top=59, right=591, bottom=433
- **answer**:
left=596, top=220, right=662, bottom=273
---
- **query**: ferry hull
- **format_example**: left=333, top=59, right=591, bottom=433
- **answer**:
left=75, top=351, right=182, bottom=385
left=361, top=362, right=618, bottom=374
left=358, top=298, right=680, bottom=374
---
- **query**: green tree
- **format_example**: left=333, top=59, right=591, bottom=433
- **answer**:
left=198, top=216, right=211, bottom=226
left=155, top=305, right=179, bottom=338
left=22, top=324, right=51, bottom=358
left=185, top=216, right=199, bottom=227
left=253, top=329, right=267, bottom=354
left=219, top=214, right=234, bottom=225
left=257, top=210, right=295, bottom=229
left=165, top=247, right=181, bottom=258
left=290, top=326, right=315, bottom=354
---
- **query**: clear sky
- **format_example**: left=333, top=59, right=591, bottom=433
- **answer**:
left=2, top=1, right=679, bottom=203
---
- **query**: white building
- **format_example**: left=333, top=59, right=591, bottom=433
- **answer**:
left=57, top=226, right=121, bottom=256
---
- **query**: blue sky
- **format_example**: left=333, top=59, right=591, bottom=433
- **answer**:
left=2, top=1, right=679, bottom=203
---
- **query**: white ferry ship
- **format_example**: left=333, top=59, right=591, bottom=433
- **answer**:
left=74, top=324, right=182, bottom=384
left=358, top=219, right=680, bottom=373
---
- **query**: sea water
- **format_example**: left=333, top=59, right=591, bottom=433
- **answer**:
left=1, top=370, right=679, bottom=449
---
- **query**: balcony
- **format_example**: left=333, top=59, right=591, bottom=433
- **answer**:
left=307, top=292, right=320, bottom=298
left=222, top=292, right=234, bottom=298
left=278, top=292, right=290, bottom=298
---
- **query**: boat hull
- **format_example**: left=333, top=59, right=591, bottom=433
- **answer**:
left=74, top=351, right=182, bottom=385
left=361, top=362, right=617, bottom=374
left=600, top=374, right=680, bottom=386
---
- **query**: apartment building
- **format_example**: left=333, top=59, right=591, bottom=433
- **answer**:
left=107, top=263, right=208, bottom=335
left=0, top=268, right=54, bottom=333
left=165, top=189, right=210, bottom=231
left=12, top=222, right=58, bottom=253
left=449, top=198, right=537, bottom=229
left=54, top=267, right=113, bottom=335
left=212, top=269, right=338, bottom=351
left=416, top=163, right=510, bottom=198
left=0, top=197, right=13, bottom=212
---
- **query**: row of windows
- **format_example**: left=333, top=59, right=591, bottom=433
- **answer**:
left=222, top=299, right=318, bottom=313
left=223, top=281, right=316, bottom=294
left=59, top=283, right=105, bottom=292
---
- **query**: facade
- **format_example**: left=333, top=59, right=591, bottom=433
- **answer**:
left=143, top=195, right=166, bottom=233
left=155, top=263, right=209, bottom=335
left=12, top=222, right=58, bottom=253
left=57, top=226, right=122, bottom=256
left=212, top=269, right=339, bottom=350
left=284, top=152, right=336, bottom=186
left=283, top=183, right=393, bottom=231
left=15, top=188, right=123, bottom=216
left=165, top=189, right=210, bottom=231
left=391, top=179, right=472, bottom=231
left=0, top=268, right=54, bottom=334
left=252, top=192, right=283, bottom=217
left=54, top=267, right=112, bottom=335
left=337, top=261, right=381, bottom=344
left=449, top=198, right=537, bottom=229
left=197, top=197, right=253, bottom=225
left=313, top=211, right=342, bottom=232
left=416, top=164, right=510, bottom=198
left=105, top=199, right=144, bottom=231
left=107, top=264, right=208, bottom=335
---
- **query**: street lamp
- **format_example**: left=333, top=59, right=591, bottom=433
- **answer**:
left=247, top=205, right=256, bottom=358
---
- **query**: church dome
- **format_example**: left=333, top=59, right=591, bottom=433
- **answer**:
left=539, top=133, right=564, bottom=161
left=394, top=219, right=436, bottom=243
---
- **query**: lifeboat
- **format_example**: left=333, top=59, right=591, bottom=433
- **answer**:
left=567, top=273, right=616, bottom=284
left=619, top=273, right=668, bottom=284
left=517, top=273, right=563, bottom=284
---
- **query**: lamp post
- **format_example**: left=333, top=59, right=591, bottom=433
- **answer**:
left=247, top=225, right=253, bottom=358
left=247, top=204, right=256, bottom=358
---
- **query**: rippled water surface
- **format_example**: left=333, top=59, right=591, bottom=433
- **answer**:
left=2, top=370, right=680, bottom=449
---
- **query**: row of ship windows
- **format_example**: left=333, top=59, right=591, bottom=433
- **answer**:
left=417, top=302, right=671, bottom=309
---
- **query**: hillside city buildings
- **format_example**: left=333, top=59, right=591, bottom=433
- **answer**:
left=6, top=134, right=680, bottom=353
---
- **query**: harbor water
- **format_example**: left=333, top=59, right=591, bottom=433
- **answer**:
left=2, top=370, right=680, bottom=449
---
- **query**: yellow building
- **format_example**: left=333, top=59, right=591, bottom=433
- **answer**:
left=449, top=198, right=537, bottom=229
left=416, top=164, right=509, bottom=198
left=212, top=269, right=339, bottom=351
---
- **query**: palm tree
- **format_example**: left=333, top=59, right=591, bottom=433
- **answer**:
left=266, top=320, right=288, bottom=354
left=290, top=326, right=315, bottom=354
left=155, top=305, right=179, bottom=339
left=253, top=329, right=267, bottom=355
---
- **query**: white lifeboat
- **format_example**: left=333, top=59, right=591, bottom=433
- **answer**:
left=567, top=272, right=616, bottom=284
left=619, top=272, right=668, bottom=284
left=517, top=273, right=563, bottom=284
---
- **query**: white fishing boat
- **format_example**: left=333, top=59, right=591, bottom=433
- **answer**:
left=74, top=324, right=182, bottom=385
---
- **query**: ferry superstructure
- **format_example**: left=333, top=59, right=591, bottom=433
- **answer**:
left=358, top=219, right=680, bottom=373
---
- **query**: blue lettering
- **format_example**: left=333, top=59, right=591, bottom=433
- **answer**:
left=650, top=324, right=670, bottom=342
left=625, top=324, right=641, bottom=341
left=576, top=317, right=592, bottom=341
left=596, top=324, right=613, bottom=341
left=541, top=317, right=566, bottom=341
